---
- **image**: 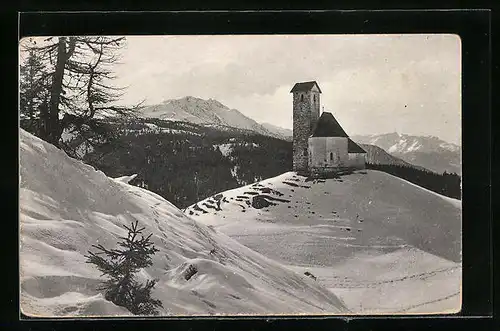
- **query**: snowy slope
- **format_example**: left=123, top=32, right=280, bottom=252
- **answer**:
left=358, top=143, right=426, bottom=170
left=19, top=129, right=347, bottom=317
left=185, top=171, right=462, bottom=314
left=260, top=123, right=293, bottom=141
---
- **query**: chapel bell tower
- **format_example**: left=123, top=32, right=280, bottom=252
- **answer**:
left=290, top=81, right=322, bottom=173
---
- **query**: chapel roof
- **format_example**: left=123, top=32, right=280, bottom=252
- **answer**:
left=290, top=81, right=322, bottom=93
left=311, top=112, right=349, bottom=138
left=348, top=138, right=367, bottom=154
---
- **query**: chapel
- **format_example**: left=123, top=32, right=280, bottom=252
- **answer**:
left=291, top=81, right=366, bottom=176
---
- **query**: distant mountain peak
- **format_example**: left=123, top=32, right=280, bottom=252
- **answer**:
left=139, top=96, right=288, bottom=140
left=352, top=133, right=461, bottom=175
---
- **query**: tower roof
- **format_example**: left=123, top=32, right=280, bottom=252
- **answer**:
left=311, top=112, right=349, bottom=138
left=347, top=138, right=366, bottom=153
left=290, top=81, right=322, bottom=93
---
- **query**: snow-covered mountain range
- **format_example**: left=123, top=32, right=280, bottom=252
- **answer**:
left=139, top=98, right=459, bottom=174
left=352, top=133, right=461, bottom=175
left=185, top=171, right=462, bottom=314
left=140, top=97, right=292, bottom=141
left=352, top=132, right=460, bottom=154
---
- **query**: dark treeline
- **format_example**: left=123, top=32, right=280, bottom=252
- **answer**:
left=84, top=119, right=292, bottom=209
left=366, top=163, right=461, bottom=200
left=230, top=134, right=292, bottom=185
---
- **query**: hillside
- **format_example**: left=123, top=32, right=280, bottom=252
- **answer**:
left=19, top=129, right=347, bottom=317
left=261, top=123, right=293, bottom=141
left=140, top=96, right=286, bottom=140
left=83, top=118, right=292, bottom=209
left=185, top=171, right=462, bottom=314
left=352, top=133, right=461, bottom=175
left=358, top=143, right=425, bottom=170
left=82, top=118, right=458, bottom=210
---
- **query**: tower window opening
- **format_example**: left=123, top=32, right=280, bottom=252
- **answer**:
left=300, top=94, right=304, bottom=102
left=313, top=95, right=316, bottom=102
left=330, top=152, right=333, bottom=161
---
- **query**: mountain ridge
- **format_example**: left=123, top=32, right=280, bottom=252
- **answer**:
left=352, top=132, right=460, bottom=153
left=352, top=133, right=461, bottom=175
left=140, top=96, right=290, bottom=141
left=139, top=96, right=460, bottom=175
left=260, top=123, right=293, bottom=141
left=359, top=143, right=427, bottom=171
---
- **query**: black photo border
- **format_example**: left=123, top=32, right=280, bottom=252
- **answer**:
left=9, top=9, right=493, bottom=331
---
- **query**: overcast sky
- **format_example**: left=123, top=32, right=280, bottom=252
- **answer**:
left=112, top=35, right=460, bottom=144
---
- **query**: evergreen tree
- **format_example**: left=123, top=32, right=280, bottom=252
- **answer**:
left=20, top=36, right=142, bottom=153
left=84, top=119, right=293, bottom=209
left=85, top=220, right=163, bottom=315
left=19, top=39, right=51, bottom=136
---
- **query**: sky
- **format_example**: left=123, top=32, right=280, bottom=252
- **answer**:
left=26, top=34, right=462, bottom=144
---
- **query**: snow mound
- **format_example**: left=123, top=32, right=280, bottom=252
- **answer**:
left=166, top=258, right=255, bottom=290
left=114, top=174, right=138, bottom=183
left=186, top=170, right=462, bottom=314
left=19, top=129, right=347, bottom=317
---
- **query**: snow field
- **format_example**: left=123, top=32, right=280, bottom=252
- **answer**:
left=19, top=129, right=347, bottom=317
left=186, top=170, right=462, bottom=314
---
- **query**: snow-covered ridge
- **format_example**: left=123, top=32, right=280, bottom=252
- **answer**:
left=353, top=133, right=460, bottom=154
left=185, top=170, right=462, bottom=314
left=352, top=133, right=462, bottom=175
left=358, top=143, right=422, bottom=169
left=439, top=142, right=460, bottom=152
left=19, top=129, right=347, bottom=317
left=140, top=96, right=289, bottom=140
left=261, top=123, right=293, bottom=141
left=129, top=122, right=202, bottom=136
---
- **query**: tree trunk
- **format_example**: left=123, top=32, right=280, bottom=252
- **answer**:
left=44, top=38, right=65, bottom=146
left=45, top=37, right=76, bottom=146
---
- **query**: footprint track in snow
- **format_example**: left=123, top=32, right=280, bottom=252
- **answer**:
left=325, top=266, right=460, bottom=289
